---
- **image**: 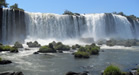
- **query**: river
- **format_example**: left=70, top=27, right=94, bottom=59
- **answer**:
left=0, top=46, right=139, bottom=75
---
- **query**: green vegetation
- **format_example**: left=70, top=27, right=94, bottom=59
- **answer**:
left=54, top=42, right=70, bottom=51
left=10, top=47, right=18, bottom=53
left=86, top=46, right=100, bottom=55
left=27, top=41, right=41, bottom=47
left=63, top=10, right=80, bottom=16
left=72, top=44, right=81, bottom=50
left=0, top=45, right=18, bottom=53
left=0, top=0, right=8, bottom=8
left=39, top=46, right=56, bottom=53
left=74, top=51, right=90, bottom=58
left=0, top=0, right=24, bottom=11
left=10, top=3, right=24, bottom=11
left=38, top=41, right=70, bottom=53
left=0, top=57, right=2, bottom=61
left=74, top=43, right=100, bottom=58
left=72, top=45, right=76, bottom=50
left=112, top=12, right=139, bottom=21
left=13, top=41, right=23, bottom=48
left=137, top=69, right=139, bottom=75
left=103, top=65, right=122, bottom=75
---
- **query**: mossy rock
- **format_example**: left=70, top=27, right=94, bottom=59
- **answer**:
left=54, top=42, right=70, bottom=50
left=14, top=41, right=23, bottom=48
left=87, top=46, right=100, bottom=55
left=27, top=41, right=41, bottom=47
left=10, top=47, right=18, bottom=53
left=0, top=45, right=18, bottom=53
left=85, top=44, right=100, bottom=55
left=0, top=57, right=2, bottom=61
left=72, top=45, right=76, bottom=50
left=38, top=46, right=56, bottom=53
left=103, top=65, right=122, bottom=75
left=74, top=51, right=90, bottom=58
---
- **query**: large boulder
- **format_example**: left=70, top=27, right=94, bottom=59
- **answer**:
left=27, top=41, right=41, bottom=48
left=54, top=42, right=70, bottom=51
left=38, top=46, right=56, bottom=53
left=0, top=45, right=18, bottom=53
left=66, top=71, right=88, bottom=75
left=74, top=51, right=90, bottom=58
left=10, top=47, right=18, bottom=53
left=13, top=42, right=23, bottom=48
left=0, top=60, right=12, bottom=65
left=0, top=71, right=24, bottom=75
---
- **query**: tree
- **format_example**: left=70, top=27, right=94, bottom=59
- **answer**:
left=10, top=3, right=24, bottom=11
left=0, top=0, right=8, bottom=8
left=118, top=12, right=125, bottom=16
left=63, top=10, right=74, bottom=15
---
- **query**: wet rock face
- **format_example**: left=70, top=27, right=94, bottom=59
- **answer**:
left=66, top=71, right=88, bottom=75
left=0, top=60, right=12, bottom=65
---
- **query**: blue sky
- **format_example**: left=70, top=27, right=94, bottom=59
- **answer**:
left=7, top=0, right=139, bottom=17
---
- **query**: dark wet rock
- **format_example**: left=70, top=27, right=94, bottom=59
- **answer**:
left=0, top=43, right=2, bottom=46
left=10, top=47, right=18, bottom=53
left=66, top=71, right=88, bottom=75
left=0, top=71, right=24, bottom=75
left=57, top=50, right=63, bottom=53
left=33, top=52, right=39, bottom=54
left=25, top=48, right=30, bottom=50
left=101, top=50, right=104, bottom=52
left=0, top=60, right=12, bottom=65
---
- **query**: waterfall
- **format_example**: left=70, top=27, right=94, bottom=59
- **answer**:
left=25, top=12, right=86, bottom=40
left=0, top=8, right=139, bottom=44
left=1, top=8, right=26, bottom=44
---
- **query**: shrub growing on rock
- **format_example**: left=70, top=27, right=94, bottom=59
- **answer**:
left=0, top=57, right=2, bottom=61
left=10, top=47, right=18, bottom=53
left=71, top=44, right=81, bottom=50
left=14, top=41, right=23, bottom=48
left=74, top=51, right=90, bottom=58
left=0, top=45, right=18, bottom=53
left=2, top=45, right=12, bottom=51
left=27, top=41, right=41, bottom=47
left=72, top=45, right=76, bottom=50
left=87, top=46, right=100, bottom=55
left=54, top=42, right=70, bottom=50
left=85, top=44, right=100, bottom=55
left=38, top=46, right=56, bottom=53
left=103, top=65, right=122, bottom=75
left=74, top=43, right=100, bottom=59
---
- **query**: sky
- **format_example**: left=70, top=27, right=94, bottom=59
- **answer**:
left=6, top=0, right=139, bottom=17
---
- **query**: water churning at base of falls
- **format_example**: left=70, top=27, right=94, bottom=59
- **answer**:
left=1, top=8, right=139, bottom=44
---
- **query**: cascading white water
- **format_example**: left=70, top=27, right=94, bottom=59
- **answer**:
left=1, top=8, right=139, bottom=44
left=25, top=12, right=86, bottom=40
